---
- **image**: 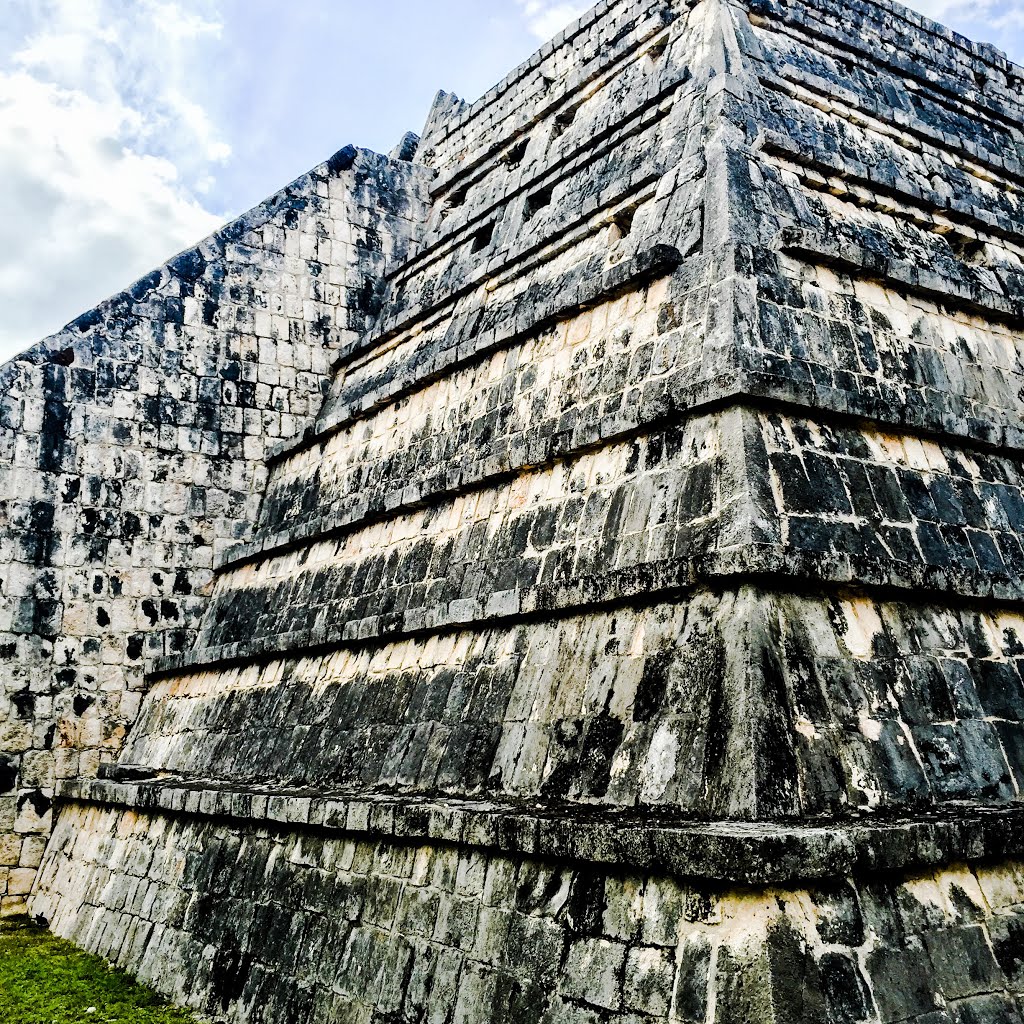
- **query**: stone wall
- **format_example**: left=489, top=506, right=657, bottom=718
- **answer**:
left=23, top=0, right=1024, bottom=1018
left=33, top=799, right=1024, bottom=1024
left=117, top=585, right=1024, bottom=819
left=0, top=147, right=431, bottom=913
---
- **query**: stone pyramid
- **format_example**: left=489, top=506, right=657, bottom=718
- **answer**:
left=17, top=0, right=1024, bottom=1019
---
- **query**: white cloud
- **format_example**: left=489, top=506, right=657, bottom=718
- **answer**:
left=0, top=0, right=230, bottom=359
left=908, top=0, right=1024, bottom=39
left=910, top=0, right=984, bottom=16
left=517, top=1, right=591, bottom=41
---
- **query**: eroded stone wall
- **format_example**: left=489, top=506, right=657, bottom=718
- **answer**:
left=21, top=0, right=1024, bottom=1017
left=118, top=586, right=1024, bottom=820
left=34, top=801, right=1024, bottom=1024
left=0, top=148, right=431, bottom=913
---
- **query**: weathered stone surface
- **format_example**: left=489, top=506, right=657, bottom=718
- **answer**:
left=32, top=805, right=1024, bottom=1024
left=4, top=0, right=1024, bottom=1017
left=0, top=149, right=431, bottom=912
left=107, top=588, right=1024, bottom=820
left=41, top=777, right=1024, bottom=884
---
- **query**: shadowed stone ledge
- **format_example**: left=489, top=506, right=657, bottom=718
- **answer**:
left=59, top=776, right=1024, bottom=886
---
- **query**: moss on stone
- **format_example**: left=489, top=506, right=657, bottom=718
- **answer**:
left=0, top=919, right=198, bottom=1023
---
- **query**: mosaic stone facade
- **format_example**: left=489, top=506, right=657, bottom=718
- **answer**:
left=7, top=0, right=1024, bottom=1019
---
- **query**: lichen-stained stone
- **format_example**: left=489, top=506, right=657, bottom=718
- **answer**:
left=12, top=0, right=1024, bottom=1017
left=30, top=804, right=1024, bottom=1024
left=190, top=410, right=746, bottom=656
left=110, top=588, right=1024, bottom=819
left=0, top=147, right=432, bottom=911
left=253, top=279, right=699, bottom=546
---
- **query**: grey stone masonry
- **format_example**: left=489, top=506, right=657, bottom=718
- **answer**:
left=32, top=803, right=1024, bottom=1024
left=0, top=146, right=431, bottom=913
left=16, top=0, right=1024, bottom=1019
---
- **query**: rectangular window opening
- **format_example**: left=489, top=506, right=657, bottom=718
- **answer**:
left=525, top=185, right=554, bottom=222
left=470, top=222, right=496, bottom=254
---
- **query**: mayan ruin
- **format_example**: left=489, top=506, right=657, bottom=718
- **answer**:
left=2, top=0, right=1024, bottom=1019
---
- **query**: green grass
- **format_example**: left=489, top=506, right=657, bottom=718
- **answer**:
left=0, top=918, right=200, bottom=1024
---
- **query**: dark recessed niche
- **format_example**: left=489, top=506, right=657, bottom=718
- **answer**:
left=470, top=223, right=496, bottom=254
left=552, top=104, right=581, bottom=139
left=950, top=235, right=988, bottom=264
left=0, top=759, right=17, bottom=794
left=503, top=139, right=529, bottom=169
left=11, top=690, right=35, bottom=720
left=525, top=186, right=555, bottom=222
left=443, top=184, right=470, bottom=218
left=644, top=38, right=669, bottom=67
left=609, top=208, right=637, bottom=243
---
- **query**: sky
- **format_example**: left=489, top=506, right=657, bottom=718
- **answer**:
left=0, top=0, right=1021, bottom=362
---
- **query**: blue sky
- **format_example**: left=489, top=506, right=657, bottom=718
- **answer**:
left=0, top=0, right=1021, bottom=361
